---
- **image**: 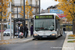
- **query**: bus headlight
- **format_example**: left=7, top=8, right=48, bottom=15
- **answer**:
left=34, top=34, right=38, bottom=36
left=51, top=34, right=56, bottom=36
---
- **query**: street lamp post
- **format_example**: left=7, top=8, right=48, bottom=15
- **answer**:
left=35, top=0, right=37, bottom=13
left=23, top=0, right=25, bottom=26
left=39, top=0, right=40, bottom=14
left=23, top=0, right=25, bottom=18
left=35, top=0, right=40, bottom=14
left=17, top=6, right=18, bottom=18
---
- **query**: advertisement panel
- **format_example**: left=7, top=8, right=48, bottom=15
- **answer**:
left=50, top=9, right=64, bottom=14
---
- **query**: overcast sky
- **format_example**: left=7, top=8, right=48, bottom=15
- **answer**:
left=41, top=0, right=59, bottom=9
left=14, top=0, right=59, bottom=10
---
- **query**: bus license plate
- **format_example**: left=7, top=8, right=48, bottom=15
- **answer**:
left=42, top=36, right=47, bottom=37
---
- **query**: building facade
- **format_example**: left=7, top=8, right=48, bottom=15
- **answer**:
left=6, top=0, right=40, bottom=29
left=47, top=5, right=64, bottom=14
left=28, top=0, right=40, bottom=15
left=9, top=0, right=40, bottom=19
left=41, top=9, right=48, bottom=13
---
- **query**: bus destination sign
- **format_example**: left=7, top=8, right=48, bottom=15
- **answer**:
left=35, top=15, right=54, bottom=19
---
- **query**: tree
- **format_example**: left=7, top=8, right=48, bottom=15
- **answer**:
left=55, top=0, right=75, bottom=34
left=19, top=0, right=33, bottom=19
left=0, top=0, right=10, bottom=19
left=0, top=0, right=10, bottom=40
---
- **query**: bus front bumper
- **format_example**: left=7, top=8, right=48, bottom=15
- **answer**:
left=33, top=35, right=56, bottom=39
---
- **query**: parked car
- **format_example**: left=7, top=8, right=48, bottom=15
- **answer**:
left=0, top=30, right=5, bottom=32
left=3, top=29, right=13, bottom=36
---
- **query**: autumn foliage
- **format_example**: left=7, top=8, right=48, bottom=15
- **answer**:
left=55, top=0, right=75, bottom=21
left=0, top=0, right=11, bottom=20
left=19, top=0, right=33, bottom=19
left=55, top=0, right=75, bottom=34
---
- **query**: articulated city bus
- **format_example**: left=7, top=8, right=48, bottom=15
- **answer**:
left=33, top=13, right=63, bottom=39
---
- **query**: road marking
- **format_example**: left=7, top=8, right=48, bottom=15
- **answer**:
left=49, top=41, right=55, bottom=42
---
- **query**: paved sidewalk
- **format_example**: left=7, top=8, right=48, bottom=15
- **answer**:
left=0, top=36, right=33, bottom=45
left=0, top=30, right=31, bottom=40
left=62, top=31, right=75, bottom=50
left=0, top=30, right=33, bottom=45
left=9, top=37, right=33, bottom=44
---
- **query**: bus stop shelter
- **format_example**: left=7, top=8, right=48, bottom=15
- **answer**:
left=13, top=18, right=25, bottom=37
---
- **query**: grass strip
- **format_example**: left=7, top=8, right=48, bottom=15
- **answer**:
left=68, top=35, right=75, bottom=39
left=68, top=37, right=75, bottom=39
left=68, top=40, right=75, bottom=43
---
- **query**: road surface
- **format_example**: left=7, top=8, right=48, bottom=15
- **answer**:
left=0, top=35, right=66, bottom=50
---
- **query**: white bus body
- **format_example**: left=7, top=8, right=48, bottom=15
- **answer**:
left=33, top=13, right=63, bottom=39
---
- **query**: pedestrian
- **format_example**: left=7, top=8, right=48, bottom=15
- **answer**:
left=63, top=27, right=66, bottom=36
left=19, top=24, right=24, bottom=38
left=30, top=25, right=33, bottom=36
left=24, top=24, right=28, bottom=38
left=18, top=24, right=20, bottom=38
left=20, top=24, right=23, bottom=33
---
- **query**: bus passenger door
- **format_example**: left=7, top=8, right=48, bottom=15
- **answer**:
left=56, top=19, right=60, bottom=36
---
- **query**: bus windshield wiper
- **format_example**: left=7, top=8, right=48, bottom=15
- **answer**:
left=36, top=29, right=40, bottom=31
left=44, top=28, right=49, bottom=30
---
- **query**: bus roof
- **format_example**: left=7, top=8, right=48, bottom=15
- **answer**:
left=34, top=13, right=59, bottom=18
left=36, top=13, right=58, bottom=16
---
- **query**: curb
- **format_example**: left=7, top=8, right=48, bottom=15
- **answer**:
left=62, top=35, right=67, bottom=50
left=62, top=32, right=73, bottom=50
left=9, top=38, right=33, bottom=44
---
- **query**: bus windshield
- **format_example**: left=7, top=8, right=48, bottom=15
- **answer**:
left=35, top=19, right=54, bottom=31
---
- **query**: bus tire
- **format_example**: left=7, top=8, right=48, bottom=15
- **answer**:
left=55, top=37, right=57, bottom=39
left=37, top=38, right=41, bottom=40
left=60, top=34, right=62, bottom=36
left=33, top=38, right=37, bottom=40
left=34, top=38, right=41, bottom=40
left=55, top=35, right=58, bottom=39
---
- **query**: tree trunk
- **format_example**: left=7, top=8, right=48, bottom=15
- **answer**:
left=73, top=20, right=75, bottom=34
left=1, top=20, right=3, bottom=40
